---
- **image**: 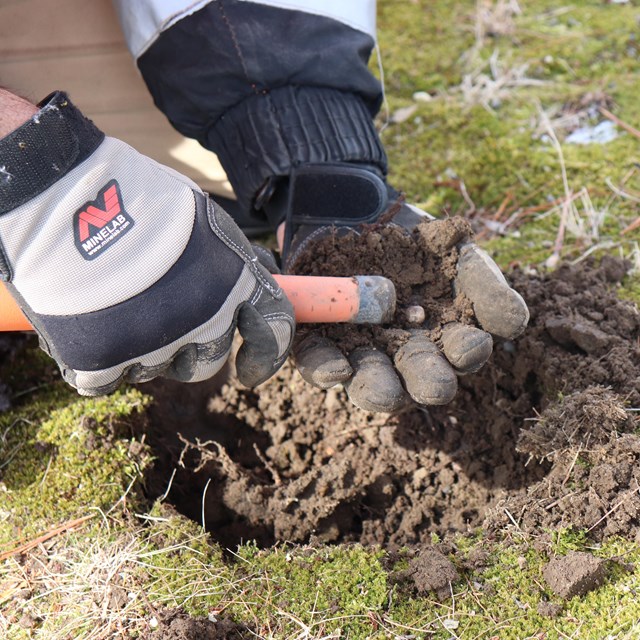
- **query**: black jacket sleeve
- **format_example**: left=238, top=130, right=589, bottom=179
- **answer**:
left=114, top=0, right=387, bottom=225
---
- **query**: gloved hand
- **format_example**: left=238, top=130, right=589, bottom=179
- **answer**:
left=272, top=164, right=528, bottom=413
left=0, top=92, right=294, bottom=396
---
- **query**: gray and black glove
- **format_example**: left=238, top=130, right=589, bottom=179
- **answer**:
left=269, top=163, right=529, bottom=413
left=0, top=92, right=295, bottom=395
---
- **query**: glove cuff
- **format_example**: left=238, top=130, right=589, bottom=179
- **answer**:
left=205, top=86, right=387, bottom=220
left=0, top=91, right=105, bottom=215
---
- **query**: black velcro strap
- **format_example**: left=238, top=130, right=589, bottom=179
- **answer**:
left=288, top=164, right=388, bottom=227
left=280, top=163, right=389, bottom=260
left=0, top=91, right=105, bottom=215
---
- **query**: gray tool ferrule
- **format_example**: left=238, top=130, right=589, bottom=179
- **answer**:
left=353, top=276, right=396, bottom=324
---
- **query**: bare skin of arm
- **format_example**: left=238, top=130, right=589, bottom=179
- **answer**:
left=0, top=89, right=38, bottom=139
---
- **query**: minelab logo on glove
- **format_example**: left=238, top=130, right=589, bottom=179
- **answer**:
left=73, top=180, right=134, bottom=260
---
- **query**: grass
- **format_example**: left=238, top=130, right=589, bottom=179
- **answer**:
left=3, top=1, right=640, bottom=637
left=8, top=494, right=640, bottom=640
left=378, top=0, right=640, bottom=293
left=0, top=346, right=150, bottom=549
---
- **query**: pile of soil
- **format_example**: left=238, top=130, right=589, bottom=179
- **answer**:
left=142, top=220, right=640, bottom=549
left=155, top=609, right=250, bottom=640
left=292, top=217, right=475, bottom=352
left=542, top=552, right=608, bottom=599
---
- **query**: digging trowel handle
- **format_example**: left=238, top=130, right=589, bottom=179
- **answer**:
left=0, top=283, right=28, bottom=332
left=274, top=274, right=395, bottom=324
left=0, top=275, right=396, bottom=331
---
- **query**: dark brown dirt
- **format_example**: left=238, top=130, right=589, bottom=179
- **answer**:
left=537, top=601, right=563, bottom=618
left=407, top=548, right=460, bottom=599
left=542, top=552, right=608, bottom=599
left=154, top=608, right=251, bottom=639
left=0, top=334, right=30, bottom=412
left=142, top=252, right=640, bottom=549
left=292, top=218, right=475, bottom=352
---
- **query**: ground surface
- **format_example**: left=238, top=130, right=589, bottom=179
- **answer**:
left=3, top=1, right=640, bottom=639
left=146, top=256, right=640, bottom=551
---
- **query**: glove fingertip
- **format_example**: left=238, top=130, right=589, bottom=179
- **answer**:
left=344, top=347, right=409, bottom=413
left=474, top=288, right=530, bottom=340
left=235, top=352, right=276, bottom=388
left=293, top=335, right=352, bottom=389
left=395, top=335, right=457, bottom=406
left=236, top=303, right=292, bottom=387
left=456, top=244, right=530, bottom=339
left=235, top=337, right=283, bottom=388
left=441, top=323, right=493, bottom=373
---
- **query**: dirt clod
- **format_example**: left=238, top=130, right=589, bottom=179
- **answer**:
left=542, top=552, right=608, bottom=599
left=409, top=548, right=459, bottom=599
left=155, top=608, right=250, bottom=639
left=537, top=601, right=563, bottom=618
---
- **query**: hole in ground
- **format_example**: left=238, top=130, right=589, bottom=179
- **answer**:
left=138, top=258, right=640, bottom=548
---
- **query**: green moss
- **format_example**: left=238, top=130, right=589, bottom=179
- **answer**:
left=384, top=535, right=640, bottom=640
left=0, top=345, right=151, bottom=550
left=9, top=520, right=640, bottom=639
left=551, top=527, right=589, bottom=555
left=377, top=0, right=476, bottom=96
left=618, top=272, right=640, bottom=305
left=455, top=529, right=484, bottom=553
left=131, top=504, right=229, bottom=617
left=137, top=526, right=640, bottom=640
left=228, top=543, right=388, bottom=637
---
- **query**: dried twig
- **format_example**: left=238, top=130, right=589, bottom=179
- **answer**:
left=599, top=106, right=640, bottom=141
left=537, top=105, right=574, bottom=266
left=622, top=218, right=640, bottom=235
left=253, top=443, right=282, bottom=486
left=605, top=177, right=640, bottom=205
left=0, top=514, right=95, bottom=562
left=433, top=179, right=476, bottom=214
left=537, top=106, right=609, bottom=265
left=493, top=193, right=513, bottom=220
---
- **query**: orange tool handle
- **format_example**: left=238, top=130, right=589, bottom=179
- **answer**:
left=274, top=274, right=360, bottom=323
left=0, top=274, right=395, bottom=330
left=0, top=283, right=29, bottom=332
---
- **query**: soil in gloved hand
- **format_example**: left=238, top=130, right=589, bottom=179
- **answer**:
left=292, top=217, right=476, bottom=355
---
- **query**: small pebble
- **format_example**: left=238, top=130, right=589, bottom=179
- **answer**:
left=406, top=305, right=426, bottom=324
left=502, top=340, right=516, bottom=353
left=413, top=91, right=433, bottom=102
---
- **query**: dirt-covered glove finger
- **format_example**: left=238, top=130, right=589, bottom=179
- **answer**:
left=229, top=230, right=294, bottom=388
left=455, top=243, right=529, bottom=339
left=394, top=333, right=458, bottom=405
left=441, top=323, right=493, bottom=374
left=344, top=347, right=409, bottom=413
left=235, top=299, right=294, bottom=387
left=293, top=334, right=352, bottom=389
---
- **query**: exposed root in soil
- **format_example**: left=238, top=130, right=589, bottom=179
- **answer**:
left=141, top=254, right=640, bottom=549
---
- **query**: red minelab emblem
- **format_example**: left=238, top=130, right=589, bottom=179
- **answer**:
left=73, top=180, right=134, bottom=260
